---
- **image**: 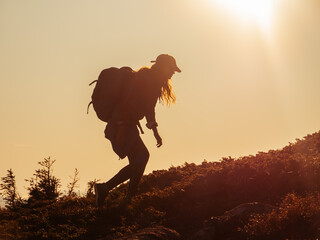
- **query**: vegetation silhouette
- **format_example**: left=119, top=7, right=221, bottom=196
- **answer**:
left=0, top=130, right=320, bottom=239
left=25, top=157, right=61, bottom=202
left=0, top=169, right=19, bottom=209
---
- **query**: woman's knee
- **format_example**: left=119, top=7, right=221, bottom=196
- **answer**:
left=136, top=147, right=149, bottom=167
left=129, top=146, right=149, bottom=168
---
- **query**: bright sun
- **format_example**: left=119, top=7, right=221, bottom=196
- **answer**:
left=214, top=0, right=276, bottom=31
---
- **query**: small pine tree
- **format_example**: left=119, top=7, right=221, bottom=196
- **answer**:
left=0, top=169, right=19, bottom=209
left=67, top=168, right=80, bottom=197
left=26, top=157, right=61, bottom=201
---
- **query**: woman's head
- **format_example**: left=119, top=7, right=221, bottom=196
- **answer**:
left=151, top=54, right=181, bottom=74
left=150, top=54, right=181, bottom=105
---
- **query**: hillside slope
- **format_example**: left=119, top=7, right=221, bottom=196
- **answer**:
left=1, top=131, right=320, bottom=239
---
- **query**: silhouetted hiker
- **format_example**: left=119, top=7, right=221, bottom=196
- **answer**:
left=94, top=54, right=181, bottom=209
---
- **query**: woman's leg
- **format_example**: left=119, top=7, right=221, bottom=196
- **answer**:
left=104, top=136, right=149, bottom=191
left=96, top=132, right=148, bottom=208
left=104, top=124, right=137, bottom=190
left=95, top=164, right=132, bottom=208
left=105, top=164, right=131, bottom=190
left=127, top=136, right=150, bottom=197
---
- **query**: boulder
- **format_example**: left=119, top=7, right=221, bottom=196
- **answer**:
left=189, top=202, right=276, bottom=240
left=205, top=202, right=276, bottom=227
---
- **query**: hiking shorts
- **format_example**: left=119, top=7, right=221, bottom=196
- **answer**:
left=104, top=122, right=140, bottom=159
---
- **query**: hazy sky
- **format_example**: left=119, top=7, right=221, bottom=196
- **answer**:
left=1, top=0, right=319, bottom=197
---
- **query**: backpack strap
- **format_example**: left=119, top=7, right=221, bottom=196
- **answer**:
left=89, top=80, right=97, bottom=86
left=117, top=120, right=144, bottom=134
left=87, top=101, right=93, bottom=114
left=137, top=121, right=144, bottom=134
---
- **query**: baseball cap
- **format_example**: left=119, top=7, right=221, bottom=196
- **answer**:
left=151, top=54, right=181, bottom=73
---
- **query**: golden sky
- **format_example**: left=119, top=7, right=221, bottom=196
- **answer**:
left=1, top=0, right=319, bottom=196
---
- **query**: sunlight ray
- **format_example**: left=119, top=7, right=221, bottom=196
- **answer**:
left=213, top=0, right=277, bottom=34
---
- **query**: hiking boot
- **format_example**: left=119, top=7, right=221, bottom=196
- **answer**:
left=94, top=183, right=108, bottom=209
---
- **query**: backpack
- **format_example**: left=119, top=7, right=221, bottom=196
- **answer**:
left=87, top=66, right=134, bottom=122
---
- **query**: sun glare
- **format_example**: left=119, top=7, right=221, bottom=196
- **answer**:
left=213, top=0, right=276, bottom=32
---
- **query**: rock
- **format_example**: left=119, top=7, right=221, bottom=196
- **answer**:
left=115, top=225, right=181, bottom=240
left=223, top=202, right=276, bottom=219
left=189, top=202, right=276, bottom=240
left=205, top=202, right=276, bottom=227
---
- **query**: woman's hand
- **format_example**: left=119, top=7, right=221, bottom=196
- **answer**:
left=152, top=127, right=162, bottom=147
left=155, top=133, right=162, bottom=147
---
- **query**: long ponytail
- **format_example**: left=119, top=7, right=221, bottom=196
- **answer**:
left=160, top=78, right=176, bottom=106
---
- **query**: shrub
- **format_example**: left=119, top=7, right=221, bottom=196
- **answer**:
left=243, top=192, right=320, bottom=239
